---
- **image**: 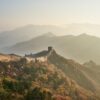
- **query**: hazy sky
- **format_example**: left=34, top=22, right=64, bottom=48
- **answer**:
left=1, top=0, right=100, bottom=31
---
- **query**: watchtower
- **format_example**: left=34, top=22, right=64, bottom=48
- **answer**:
left=48, top=46, right=53, bottom=52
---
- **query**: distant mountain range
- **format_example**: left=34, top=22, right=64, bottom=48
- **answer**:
left=1, top=23, right=100, bottom=64
left=0, top=25, right=66, bottom=48
left=4, top=33, right=100, bottom=64
left=1, top=23, right=100, bottom=48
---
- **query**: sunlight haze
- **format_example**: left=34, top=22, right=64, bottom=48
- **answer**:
left=1, top=0, right=100, bottom=34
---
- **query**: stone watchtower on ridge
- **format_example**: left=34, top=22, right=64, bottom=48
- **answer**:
left=48, top=46, right=53, bottom=52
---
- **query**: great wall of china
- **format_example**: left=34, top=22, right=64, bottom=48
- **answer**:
left=25, top=47, right=54, bottom=63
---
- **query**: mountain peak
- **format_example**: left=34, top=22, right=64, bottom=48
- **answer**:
left=78, top=33, right=88, bottom=37
left=43, top=32, right=56, bottom=37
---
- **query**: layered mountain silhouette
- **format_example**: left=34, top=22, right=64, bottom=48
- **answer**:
left=0, top=47, right=99, bottom=100
left=1, top=23, right=100, bottom=48
left=0, top=25, right=65, bottom=48
left=5, top=33, right=100, bottom=64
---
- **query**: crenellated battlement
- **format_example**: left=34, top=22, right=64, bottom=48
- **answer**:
left=25, top=47, right=54, bottom=63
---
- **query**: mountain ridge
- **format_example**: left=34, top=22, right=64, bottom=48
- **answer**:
left=2, top=23, right=100, bottom=49
left=5, top=33, right=100, bottom=64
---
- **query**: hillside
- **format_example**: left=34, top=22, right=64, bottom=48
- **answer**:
left=0, top=48, right=99, bottom=100
left=0, top=53, right=21, bottom=62
left=48, top=50, right=96, bottom=92
left=7, top=33, right=100, bottom=64
left=82, top=61, right=100, bottom=93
